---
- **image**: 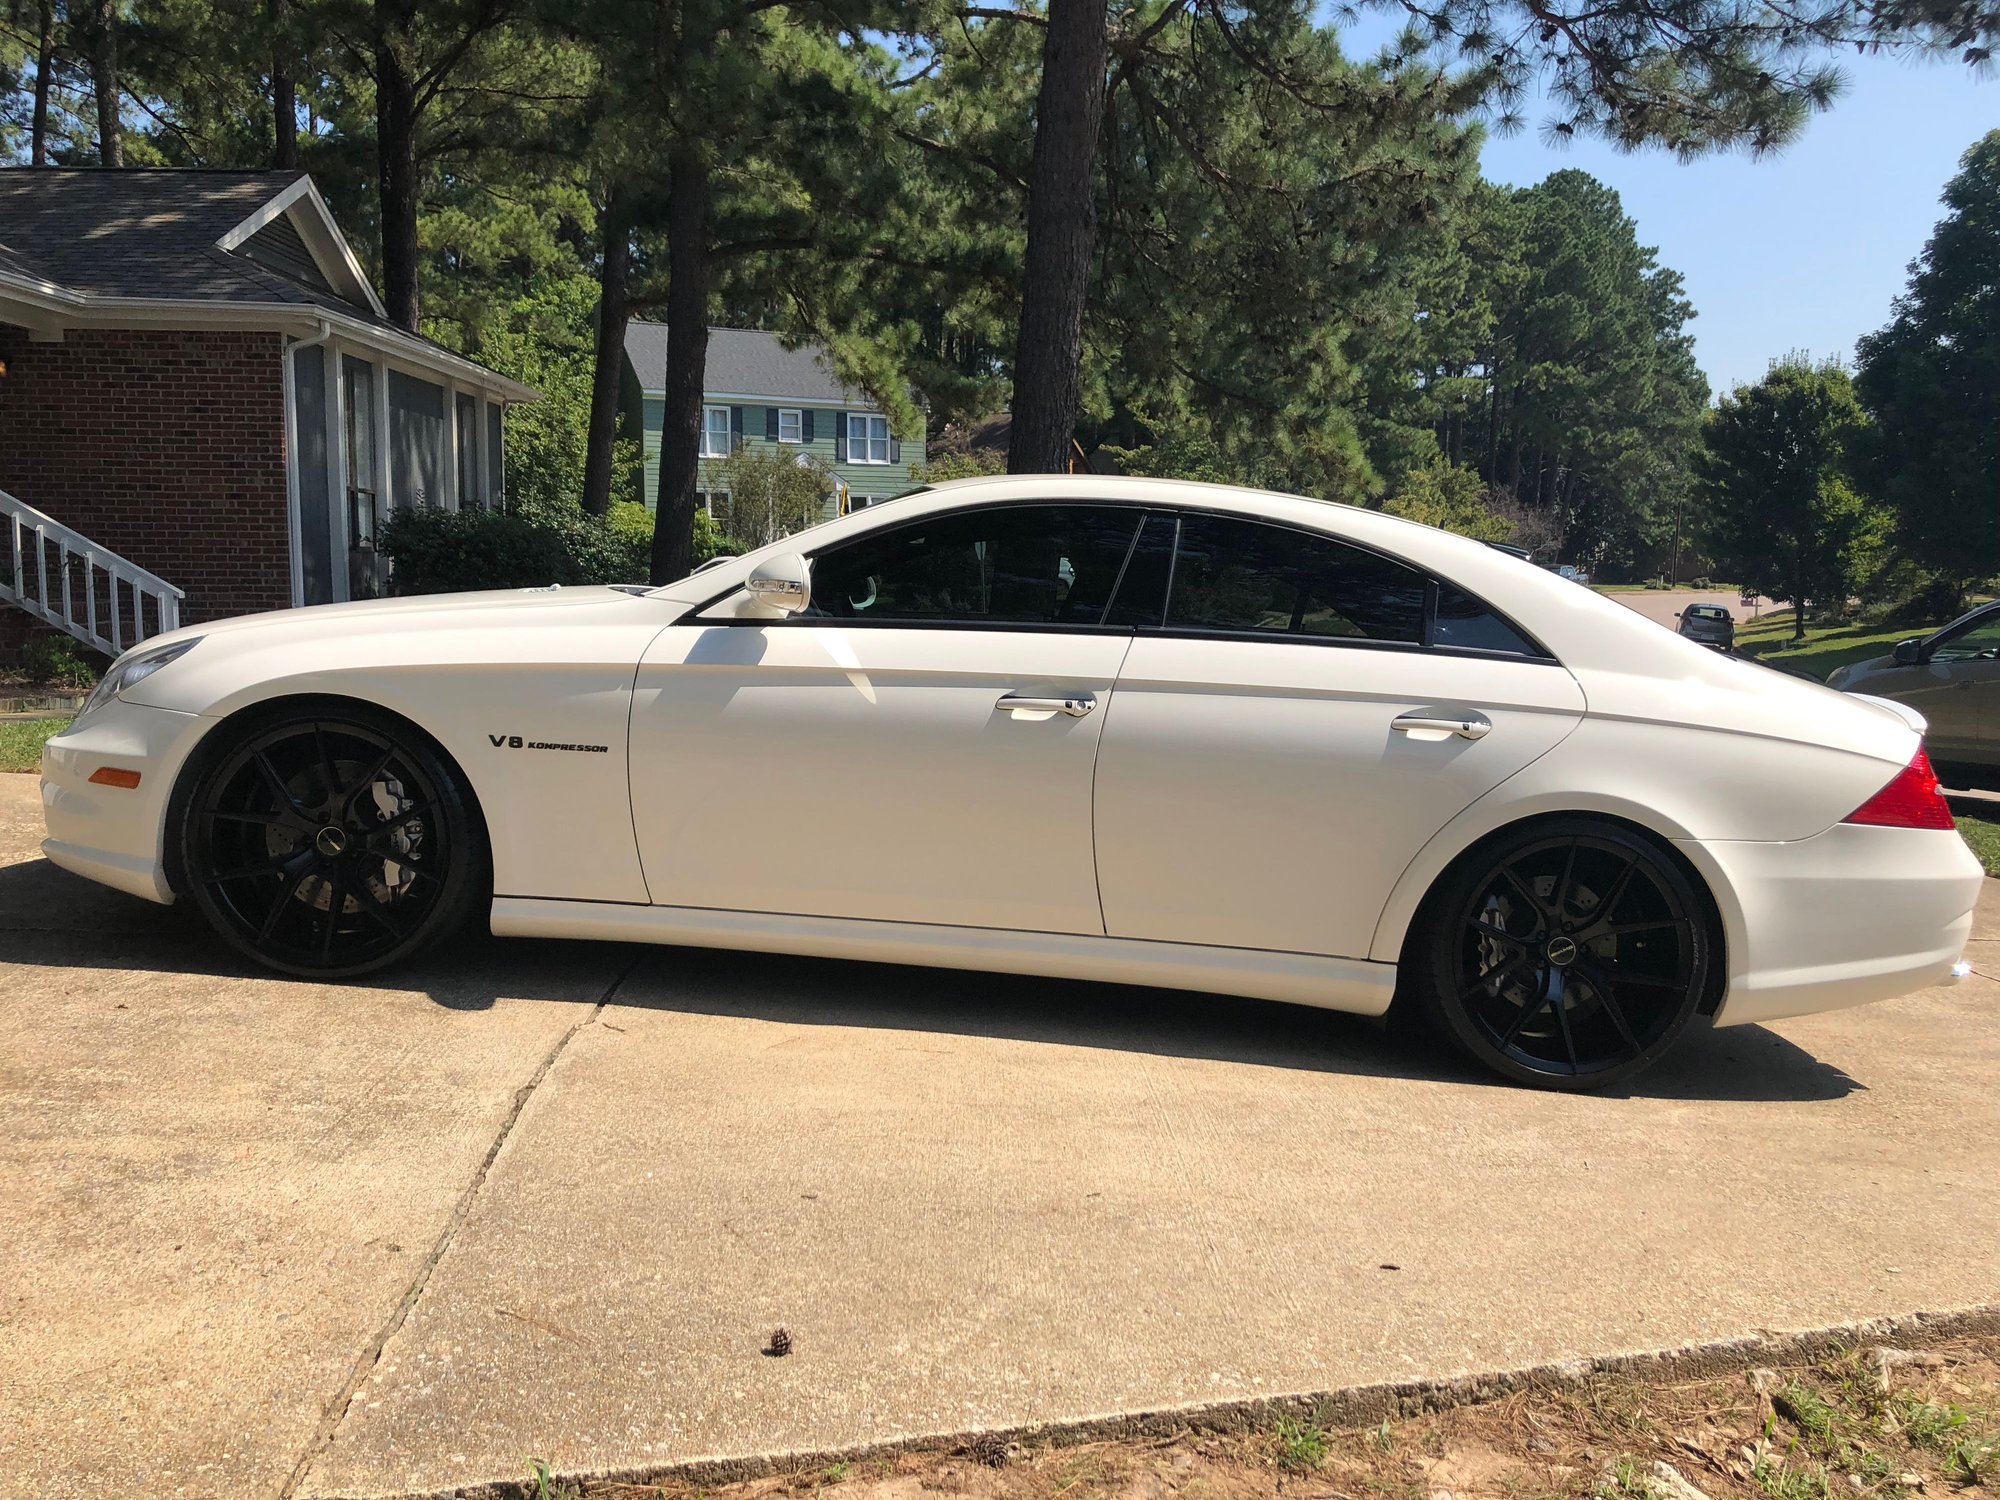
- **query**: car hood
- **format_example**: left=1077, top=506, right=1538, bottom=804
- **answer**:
left=137, top=585, right=654, bottom=652
left=115, top=585, right=686, bottom=718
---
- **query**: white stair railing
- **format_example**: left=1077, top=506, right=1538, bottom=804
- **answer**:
left=2, top=486, right=185, bottom=659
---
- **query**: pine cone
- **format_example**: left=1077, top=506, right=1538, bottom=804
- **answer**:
left=967, top=1433, right=1011, bottom=1468
left=766, top=1326, right=792, bottom=1357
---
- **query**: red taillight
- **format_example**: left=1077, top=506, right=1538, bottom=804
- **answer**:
left=1843, top=748, right=1955, bottom=831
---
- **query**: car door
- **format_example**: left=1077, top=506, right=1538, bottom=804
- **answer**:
left=628, top=503, right=1152, bottom=934
left=1092, top=511, right=1587, bottom=960
left=1911, top=609, right=2000, bottom=765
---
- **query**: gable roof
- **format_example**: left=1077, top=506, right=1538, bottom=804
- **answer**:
left=0, top=168, right=535, bottom=401
left=623, top=323, right=874, bottom=407
left=0, top=169, right=381, bottom=313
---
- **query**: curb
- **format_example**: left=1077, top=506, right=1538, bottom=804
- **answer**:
left=342, top=1301, right=2000, bottom=1500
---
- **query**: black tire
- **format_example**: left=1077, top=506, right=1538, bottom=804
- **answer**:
left=1405, top=817, right=1712, bottom=1091
left=174, top=702, right=486, bottom=978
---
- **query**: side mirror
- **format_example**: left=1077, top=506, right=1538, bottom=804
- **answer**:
left=744, top=553, right=811, bottom=616
left=1892, top=638, right=1924, bottom=666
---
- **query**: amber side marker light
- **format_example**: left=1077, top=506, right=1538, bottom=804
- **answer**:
left=88, top=767, right=143, bottom=790
left=1842, top=747, right=1955, bottom=831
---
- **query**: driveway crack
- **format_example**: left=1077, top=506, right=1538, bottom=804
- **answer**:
left=276, top=950, right=645, bottom=1500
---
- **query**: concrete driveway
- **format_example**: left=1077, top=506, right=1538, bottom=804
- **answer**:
left=4, top=774, right=1998, bottom=1500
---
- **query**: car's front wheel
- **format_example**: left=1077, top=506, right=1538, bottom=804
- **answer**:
left=174, top=703, right=485, bottom=978
left=1407, top=819, right=1713, bottom=1090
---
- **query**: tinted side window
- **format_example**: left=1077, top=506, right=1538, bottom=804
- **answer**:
left=1167, top=514, right=1426, bottom=643
left=1433, top=583, right=1540, bottom=656
left=804, top=505, right=1144, bottom=626
left=1930, top=613, right=2000, bottom=662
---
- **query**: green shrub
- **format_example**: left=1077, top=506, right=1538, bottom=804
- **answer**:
left=379, top=499, right=750, bottom=597
left=1646, top=576, right=1667, bottom=589
left=691, top=508, right=739, bottom=564
left=20, top=634, right=96, bottom=689
left=380, top=508, right=574, bottom=594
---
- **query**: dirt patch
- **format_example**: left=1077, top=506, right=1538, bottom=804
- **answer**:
left=553, top=1337, right=2000, bottom=1500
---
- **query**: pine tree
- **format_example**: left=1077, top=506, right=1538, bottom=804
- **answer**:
left=1855, top=130, right=2000, bottom=596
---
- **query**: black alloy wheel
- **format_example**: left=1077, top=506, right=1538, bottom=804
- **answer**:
left=1411, top=819, right=1711, bottom=1090
left=177, top=706, right=483, bottom=977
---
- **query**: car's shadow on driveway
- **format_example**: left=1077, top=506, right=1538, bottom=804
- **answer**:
left=0, top=855, right=1861, bottom=1105
left=618, top=941, right=1863, bottom=1105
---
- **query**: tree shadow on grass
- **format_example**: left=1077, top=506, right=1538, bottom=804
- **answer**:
left=0, top=853, right=1862, bottom=1104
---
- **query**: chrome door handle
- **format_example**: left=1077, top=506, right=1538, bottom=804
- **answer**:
left=1393, top=709, right=1492, bottom=740
left=997, top=690, right=1097, bottom=718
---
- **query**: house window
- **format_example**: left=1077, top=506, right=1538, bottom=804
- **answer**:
left=778, top=408, right=803, bottom=444
left=701, top=405, right=732, bottom=458
left=847, top=413, right=891, bottom=464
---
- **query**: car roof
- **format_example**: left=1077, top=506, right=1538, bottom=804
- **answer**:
left=646, top=472, right=1917, bottom=763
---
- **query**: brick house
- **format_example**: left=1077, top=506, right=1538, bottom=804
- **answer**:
left=0, top=169, right=534, bottom=657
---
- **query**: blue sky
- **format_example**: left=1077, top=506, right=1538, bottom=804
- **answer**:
left=1333, top=13, right=1995, bottom=395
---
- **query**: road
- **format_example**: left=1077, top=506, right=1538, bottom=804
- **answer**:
left=1604, top=587, right=1775, bottom=631
left=2, top=773, right=1996, bottom=1499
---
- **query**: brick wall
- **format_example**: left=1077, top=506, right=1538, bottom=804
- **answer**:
left=0, top=325, right=292, bottom=632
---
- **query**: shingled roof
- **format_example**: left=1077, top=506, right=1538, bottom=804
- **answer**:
left=623, top=323, right=878, bottom=407
left=0, top=169, right=382, bottom=310
left=0, top=168, right=536, bottom=401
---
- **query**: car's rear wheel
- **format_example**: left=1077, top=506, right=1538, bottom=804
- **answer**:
left=1408, top=819, right=1712, bottom=1091
left=176, top=704, right=484, bottom=978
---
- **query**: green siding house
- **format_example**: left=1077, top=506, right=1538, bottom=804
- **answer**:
left=621, top=324, right=925, bottom=522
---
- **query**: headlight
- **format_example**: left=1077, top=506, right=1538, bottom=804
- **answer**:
left=79, top=637, right=203, bottom=718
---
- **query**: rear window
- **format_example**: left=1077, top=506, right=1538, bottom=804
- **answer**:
left=1433, top=585, right=1541, bottom=656
left=1690, top=606, right=1728, bottom=620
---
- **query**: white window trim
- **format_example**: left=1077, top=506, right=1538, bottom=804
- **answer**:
left=847, top=412, right=892, bottom=465
left=777, top=407, right=803, bottom=444
left=701, top=404, right=732, bottom=459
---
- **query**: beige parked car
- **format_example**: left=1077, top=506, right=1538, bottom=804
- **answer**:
left=1829, top=602, right=2000, bottom=769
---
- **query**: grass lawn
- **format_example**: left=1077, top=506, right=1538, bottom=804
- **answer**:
left=0, top=716, right=72, bottom=774
left=1956, top=810, right=2000, bottom=877
left=1733, top=611, right=1920, bottom=682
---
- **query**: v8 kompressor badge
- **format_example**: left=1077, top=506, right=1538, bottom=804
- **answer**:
left=488, top=734, right=610, bottom=753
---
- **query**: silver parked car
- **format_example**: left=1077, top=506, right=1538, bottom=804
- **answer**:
left=1676, top=603, right=1736, bottom=650
left=1829, top=602, right=2000, bottom=769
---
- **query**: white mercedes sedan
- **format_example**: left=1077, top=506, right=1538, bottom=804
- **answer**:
left=40, top=476, right=1982, bottom=1089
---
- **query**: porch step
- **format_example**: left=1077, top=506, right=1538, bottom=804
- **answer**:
left=1, top=486, right=184, bottom=659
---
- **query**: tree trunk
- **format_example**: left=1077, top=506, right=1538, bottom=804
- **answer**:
left=30, top=0, right=54, bottom=166
left=649, top=144, right=711, bottom=585
left=375, top=5, right=422, bottom=332
left=1484, top=356, right=1501, bottom=479
left=1791, top=546, right=1807, bottom=644
left=1006, top=0, right=1109, bottom=476
left=89, top=0, right=120, bottom=167
left=271, top=0, right=297, bottom=170
left=582, top=193, right=633, bottom=519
